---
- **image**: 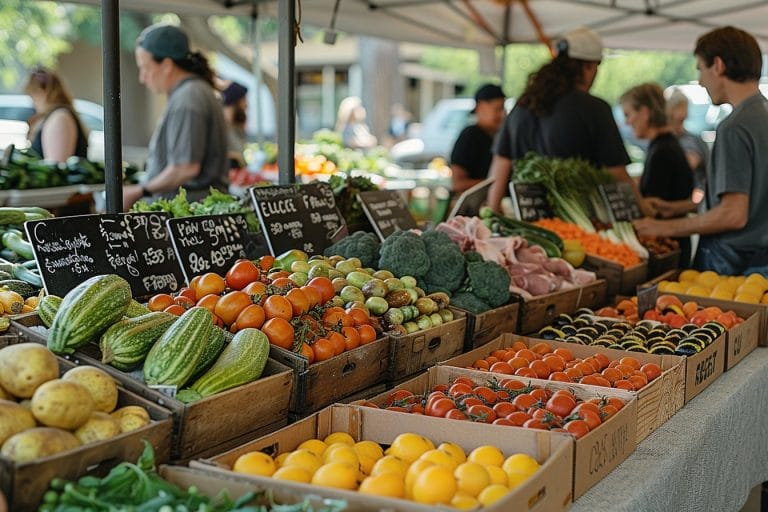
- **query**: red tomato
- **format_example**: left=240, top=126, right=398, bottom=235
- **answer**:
left=564, top=419, right=590, bottom=439
left=467, top=404, right=496, bottom=424
left=225, top=260, right=260, bottom=290
left=493, top=401, right=517, bottom=418
left=426, top=397, right=456, bottom=418
left=445, top=409, right=468, bottom=421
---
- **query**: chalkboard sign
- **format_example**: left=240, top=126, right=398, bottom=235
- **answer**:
left=637, top=282, right=659, bottom=318
left=250, top=183, right=347, bottom=256
left=166, top=214, right=249, bottom=283
left=25, top=213, right=184, bottom=297
left=357, top=190, right=417, bottom=241
left=509, top=182, right=554, bottom=222
left=599, top=182, right=643, bottom=222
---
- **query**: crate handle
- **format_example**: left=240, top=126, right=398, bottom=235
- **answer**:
left=544, top=304, right=556, bottom=319
left=342, top=361, right=357, bottom=375
left=427, top=337, right=442, bottom=350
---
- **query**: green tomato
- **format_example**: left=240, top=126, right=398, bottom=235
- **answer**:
left=290, top=260, right=311, bottom=273
left=365, top=296, right=389, bottom=316
left=289, top=272, right=308, bottom=286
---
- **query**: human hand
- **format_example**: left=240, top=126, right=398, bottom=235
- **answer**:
left=646, top=197, right=677, bottom=219
left=633, top=217, right=673, bottom=238
left=122, top=184, right=144, bottom=212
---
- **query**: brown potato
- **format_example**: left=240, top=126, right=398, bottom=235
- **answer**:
left=62, top=367, right=118, bottom=413
left=110, top=405, right=150, bottom=422
left=74, top=412, right=122, bottom=444
left=31, top=380, right=94, bottom=430
left=0, top=343, right=59, bottom=398
left=0, top=400, right=36, bottom=445
left=0, top=384, right=12, bottom=401
left=1, top=427, right=80, bottom=462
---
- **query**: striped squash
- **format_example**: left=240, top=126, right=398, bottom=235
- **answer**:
left=38, top=295, right=62, bottom=327
left=100, top=312, right=177, bottom=371
left=47, top=275, right=132, bottom=354
left=189, top=325, right=228, bottom=380
left=143, top=306, right=212, bottom=387
left=125, top=299, right=151, bottom=318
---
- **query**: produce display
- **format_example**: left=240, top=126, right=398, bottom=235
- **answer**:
left=327, top=174, right=380, bottom=229
left=658, top=269, right=768, bottom=303
left=535, top=295, right=740, bottom=355
left=436, top=216, right=596, bottom=301
left=0, top=343, right=152, bottom=462
left=462, top=339, right=662, bottom=391
left=231, top=430, right=541, bottom=508
left=363, top=376, right=626, bottom=439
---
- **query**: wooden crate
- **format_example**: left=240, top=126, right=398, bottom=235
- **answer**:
left=11, top=315, right=294, bottom=461
left=387, top=310, right=467, bottom=382
left=0, top=338, right=173, bottom=512
left=438, top=333, right=685, bottom=443
left=363, top=366, right=636, bottom=499
left=451, top=300, right=520, bottom=352
left=585, top=255, right=648, bottom=298
left=515, top=287, right=580, bottom=335
left=647, top=249, right=681, bottom=279
left=193, top=404, right=575, bottom=512
left=269, top=336, right=390, bottom=416
left=574, top=279, right=608, bottom=311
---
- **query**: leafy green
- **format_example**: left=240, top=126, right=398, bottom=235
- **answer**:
left=327, top=174, right=379, bottom=227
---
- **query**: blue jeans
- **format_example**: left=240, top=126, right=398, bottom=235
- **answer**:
left=693, top=236, right=768, bottom=276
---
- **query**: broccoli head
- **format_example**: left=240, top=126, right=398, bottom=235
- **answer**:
left=378, top=231, right=430, bottom=278
left=323, top=231, right=380, bottom=268
left=463, top=251, right=484, bottom=264
left=464, top=260, right=511, bottom=308
left=420, top=230, right=465, bottom=293
left=450, top=291, right=492, bottom=314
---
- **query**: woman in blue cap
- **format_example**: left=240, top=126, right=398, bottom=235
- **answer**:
left=123, top=23, right=228, bottom=210
left=220, top=81, right=249, bottom=169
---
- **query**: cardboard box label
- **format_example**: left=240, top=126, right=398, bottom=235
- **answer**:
left=694, top=349, right=719, bottom=387
left=588, top=422, right=632, bottom=476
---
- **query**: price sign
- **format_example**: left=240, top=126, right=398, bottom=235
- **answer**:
left=166, top=214, right=249, bottom=283
left=357, top=190, right=417, bottom=241
left=637, top=282, right=659, bottom=318
left=26, top=213, right=183, bottom=297
left=599, top=182, right=643, bottom=222
left=509, top=182, right=554, bottom=222
left=250, top=183, right=347, bottom=256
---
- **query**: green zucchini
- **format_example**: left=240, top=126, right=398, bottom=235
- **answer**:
left=16, top=207, right=53, bottom=219
left=143, top=306, right=212, bottom=387
left=38, top=295, right=62, bottom=327
left=497, top=218, right=564, bottom=250
left=0, top=208, right=27, bottom=226
left=188, top=328, right=269, bottom=399
left=189, top=325, right=227, bottom=380
left=47, top=274, right=132, bottom=354
left=125, top=299, right=151, bottom=318
left=10, top=264, right=42, bottom=287
left=0, top=271, right=12, bottom=281
left=1, top=232, right=33, bottom=260
left=100, top=312, right=177, bottom=370
left=0, top=279, right=37, bottom=298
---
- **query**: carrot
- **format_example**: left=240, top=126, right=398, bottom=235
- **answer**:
left=534, top=218, right=641, bottom=268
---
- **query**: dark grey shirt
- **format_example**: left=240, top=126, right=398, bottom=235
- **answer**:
left=145, top=77, right=228, bottom=201
left=706, top=93, right=768, bottom=251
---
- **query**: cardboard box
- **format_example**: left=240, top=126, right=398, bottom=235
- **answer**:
left=451, top=301, right=520, bottom=351
left=193, top=404, right=575, bottom=512
left=387, top=310, right=467, bottom=382
left=362, top=366, right=636, bottom=499
left=0, top=336, right=173, bottom=511
left=647, top=250, right=681, bottom=279
left=682, top=331, right=726, bottom=403
left=585, top=256, right=647, bottom=298
left=438, top=333, right=685, bottom=443
left=270, top=336, right=390, bottom=416
left=11, top=315, right=294, bottom=461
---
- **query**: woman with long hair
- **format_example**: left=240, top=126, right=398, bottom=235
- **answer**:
left=123, top=23, right=227, bottom=210
left=24, top=67, right=89, bottom=162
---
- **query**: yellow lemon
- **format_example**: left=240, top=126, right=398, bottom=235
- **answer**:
left=737, top=283, right=763, bottom=297
left=477, top=484, right=510, bottom=506
left=678, top=269, right=699, bottom=282
left=685, top=285, right=710, bottom=297
left=386, top=433, right=435, bottom=464
left=282, top=449, right=322, bottom=475
left=695, top=271, right=720, bottom=288
left=761, top=293, right=768, bottom=304
left=274, top=452, right=290, bottom=468
left=664, top=282, right=686, bottom=294
left=485, top=465, right=508, bottom=486
left=507, top=470, right=533, bottom=490
left=745, top=273, right=768, bottom=289
left=358, top=473, right=405, bottom=498
left=311, top=462, right=358, bottom=490
left=297, top=439, right=327, bottom=457
left=502, top=453, right=541, bottom=477
left=323, top=432, right=355, bottom=446
left=709, top=289, right=734, bottom=300
left=468, top=445, right=505, bottom=467
left=405, top=459, right=436, bottom=498
left=371, top=455, right=407, bottom=478
left=323, top=444, right=359, bottom=469
left=354, top=440, right=384, bottom=461
left=412, top=465, right=457, bottom=505
left=272, top=466, right=312, bottom=483
left=419, top=449, right=459, bottom=470
left=735, top=293, right=761, bottom=304
left=451, top=492, right=481, bottom=510
left=437, top=442, right=466, bottom=464
left=454, top=462, right=491, bottom=497
left=358, top=454, right=377, bottom=476
left=232, top=451, right=276, bottom=477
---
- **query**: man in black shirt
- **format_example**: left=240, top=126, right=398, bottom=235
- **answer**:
left=450, top=83, right=506, bottom=194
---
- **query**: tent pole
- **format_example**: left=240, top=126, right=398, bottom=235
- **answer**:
left=101, top=0, right=123, bottom=212
left=251, top=6, right=264, bottom=147
left=277, top=0, right=296, bottom=184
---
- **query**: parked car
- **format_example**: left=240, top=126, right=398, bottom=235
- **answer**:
left=390, top=97, right=515, bottom=168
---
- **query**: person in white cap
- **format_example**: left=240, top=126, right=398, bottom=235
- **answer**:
left=487, top=27, right=646, bottom=214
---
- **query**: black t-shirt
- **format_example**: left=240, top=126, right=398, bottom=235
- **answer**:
left=495, top=89, right=630, bottom=168
left=640, top=132, right=693, bottom=201
left=450, top=124, right=494, bottom=180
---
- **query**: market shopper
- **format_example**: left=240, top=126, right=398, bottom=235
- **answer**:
left=24, top=67, right=89, bottom=162
left=620, top=83, right=694, bottom=266
left=123, top=23, right=228, bottom=210
left=449, top=83, right=506, bottom=195
left=666, top=87, right=710, bottom=200
left=335, top=96, right=377, bottom=150
left=486, top=28, right=645, bottom=215
left=220, top=80, right=249, bottom=169
left=634, top=26, right=768, bottom=275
